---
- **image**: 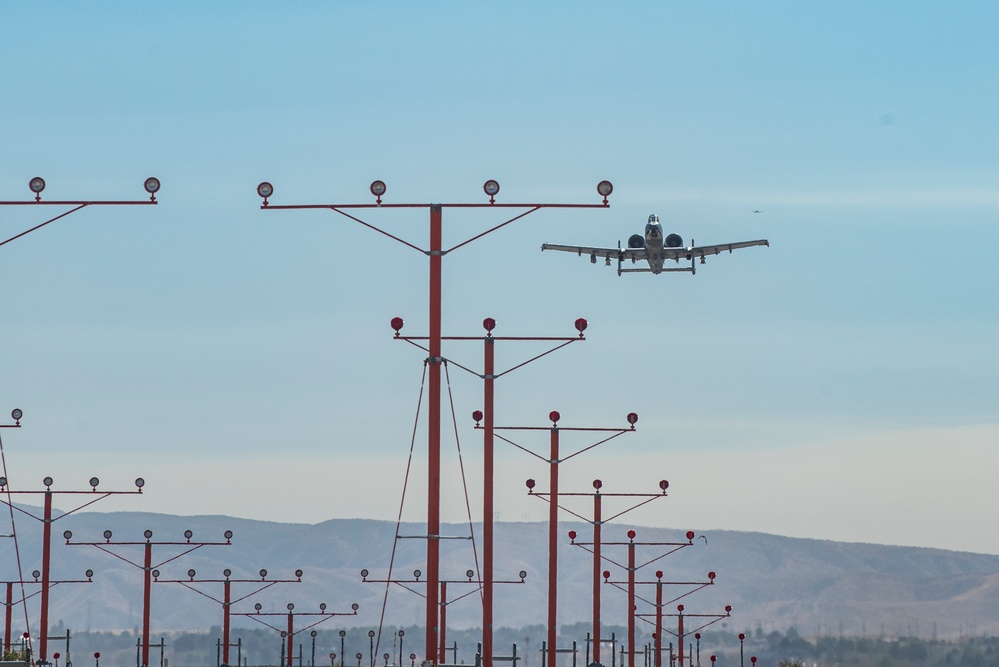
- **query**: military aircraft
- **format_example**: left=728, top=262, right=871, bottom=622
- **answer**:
left=541, top=214, right=769, bottom=276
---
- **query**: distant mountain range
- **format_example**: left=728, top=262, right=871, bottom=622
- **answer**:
left=2, top=508, right=997, bottom=640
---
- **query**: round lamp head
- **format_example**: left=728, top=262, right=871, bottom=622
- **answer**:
left=574, top=317, right=588, bottom=333
left=257, top=182, right=274, bottom=199
left=368, top=630, right=375, bottom=638
left=144, top=177, right=161, bottom=194
left=483, top=180, right=500, bottom=197
left=184, top=529, right=193, bottom=540
left=151, top=569, right=160, bottom=578
left=525, top=478, right=536, bottom=490
left=103, top=530, right=113, bottom=540
left=144, top=529, right=153, bottom=539
left=602, top=570, right=610, bottom=579
left=224, top=568, right=232, bottom=577
left=11, top=409, right=22, bottom=421
left=29, top=177, right=46, bottom=194
left=255, top=603, right=263, bottom=611
left=549, top=410, right=560, bottom=423
left=370, top=180, right=387, bottom=197
left=677, top=604, right=684, bottom=612
left=466, top=569, right=474, bottom=579
left=725, top=605, right=732, bottom=613
left=708, top=571, right=716, bottom=580
left=135, top=478, right=145, bottom=489
left=287, top=603, right=295, bottom=611
left=390, top=317, right=404, bottom=333
left=311, top=630, right=318, bottom=638
left=413, top=569, right=422, bottom=579
left=339, top=631, right=346, bottom=638
left=43, top=476, right=53, bottom=487
left=739, top=633, right=745, bottom=640
left=63, top=530, right=73, bottom=540
left=686, top=530, right=695, bottom=540
left=187, top=569, right=196, bottom=578
left=360, top=569, right=369, bottom=579
left=627, top=529, right=636, bottom=540
left=351, top=602, right=359, bottom=611
left=32, top=570, right=40, bottom=579
left=94, top=653, right=100, bottom=660
left=224, top=529, right=233, bottom=540
left=295, top=569, right=304, bottom=578
left=519, top=570, right=527, bottom=579
left=597, top=180, right=613, bottom=197
left=259, top=569, right=268, bottom=578
left=89, top=477, right=100, bottom=488
left=0, top=477, right=6, bottom=487
left=86, top=569, right=93, bottom=578
left=627, top=412, right=638, bottom=425
left=472, top=410, right=483, bottom=423
left=659, top=480, right=669, bottom=491
left=656, top=570, right=663, bottom=579
left=398, top=630, right=404, bottom=637
left=320, top=602, right=327, bottom=611
left=593, top=479, right=602, bottom=489
left=483, top=317, right=496, bottom=332
left=568, top=530, right=577, bottom=540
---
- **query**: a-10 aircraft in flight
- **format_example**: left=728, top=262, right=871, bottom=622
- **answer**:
left=541, top=214, right=769, bottom=276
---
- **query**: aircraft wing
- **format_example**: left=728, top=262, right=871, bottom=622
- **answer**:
left=541, top=243, right=646, bottom=262
left=665, top=239, right=770, bottom=261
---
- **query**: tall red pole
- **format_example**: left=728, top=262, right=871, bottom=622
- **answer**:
left=547, top=419, right=559, bottom=667
left=222, top=579, right=231, bottom=666
left=286, top=612, right=294, bottom=667
left=676, top=607, right=685, bottom=667
left=426, top=204, right=443, bottom=665
left=142, top=543, right=152, bottom=667
left=654, top=576, right=663, bottom=667
left=438, top=582, right=447, bottom=664
left=627, top=532, right=636, bottom=667
left=39, top=490, right=53, bottom=662
left=482, top=334, right=495, bottom=667
left=4, top=582, right=12, bottom=653
left=592, top=489, right=602, bottom=665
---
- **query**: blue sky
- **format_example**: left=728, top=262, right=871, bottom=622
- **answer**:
left=1, top=3, right=998, bottom=554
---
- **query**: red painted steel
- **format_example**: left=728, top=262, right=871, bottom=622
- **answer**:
left=39, top=491, right=53, bottom=661
left=438, top=582, right=447, bottom=663
left=426, top=204, right=443, bottom=665
left=142, top=543, right=152, bottom=667
left=677, top=608, right=685, bottom=667
left=547, top=423, right=559, bottom=667
left=286, top=612, right=294, bottom=667
left=654, top=577, right=663, bottom=667
left=482, top=335, right=495, bottom=667
left=4, top=583, right=11, bottom=653
left=223, top=579, right=232, bottom=665
left=627, top=534, right=636, bottom=667
left=592, top=491, right=602, bottom=664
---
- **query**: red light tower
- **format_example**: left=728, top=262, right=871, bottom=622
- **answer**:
left=231, top=600, right=359, bottom=667
left=64, top=528, right=232, bottom=667
left=564, top=479, right=674, bottom=666
left=151, top=567, right=304, bottom=667
left=256, top=179, right=612, bottom=666
left=394, top=314, right=587, bottom=664
left=0, top=474, right=144, bottom=665
left=0, top=177, right=159, bottom=247
left=499, top=410, right=638, bottom=667
left=0, top=569, right=92, bottom=655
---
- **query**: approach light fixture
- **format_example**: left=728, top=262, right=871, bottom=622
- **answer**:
left=549, top=410, right=560, bottom=424
left=11, top=409, right=22, bottom=422
left=370, top=180, right=386, bottom=203
left=319, top=603, right=327, bottom=611
left=257, top=181, right=274, bottom=205
left=32, top=570, right=40, bottom=579
left=659, top=480, right=669, bottom=492
left=143, top=529, right=153, bottom=539
left=184, top=529, right=193, bottom=540
left=43, top=476, right=53, bottom=488
left=103, top=530, right=113, bottom=540
left=465, top=569, right=474, bottom=579
left=413, top=569, right=422, bottom=580
left=188, top=569, right=196, bottom=578
left=86, top=569, right=94, bottom=579
left=295, top=569, right=304, bottom=578
left=0, top=477, right=6, bottom=488
left=224, top=529, right=233, bottom=540
left=254, top=603, right=263, bottom=612
left=63, top=530, right=72, bottom=540
left=360, top=569, right=369, bottom=579
left=259, top=569, right=268, bottom=578
left=135, top=478, right=145, bottom=489
left=223, top=568, right=232, bottom=577
left=287, top=603, right=295, bottom=611
left=519, top=570, right=527, bottom=580
left=627, top=412, right=639, bottom=426
left=593, top=479, right=602, bottom=489
left=29, top=177, right=46, bottom=198
left=351, top=603, right=359, bottom=611
left=152, top=569, right=160, bottom=578
left=483, top=179, right=500, bottom=203
left=483, top=317, right=496, bottom=332
left=89, top=477, right=100, bottom=489
left=597, top=180, right=613, bottom=203
left=144, top=178, right=160, bottom=202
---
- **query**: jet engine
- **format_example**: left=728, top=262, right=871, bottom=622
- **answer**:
left=627, top=234, right=645, bottom=249
left=665, top=233, right=684, bottom=248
